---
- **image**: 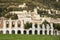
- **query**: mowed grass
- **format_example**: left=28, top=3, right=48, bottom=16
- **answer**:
left=0, top=34, right=60, bottom=40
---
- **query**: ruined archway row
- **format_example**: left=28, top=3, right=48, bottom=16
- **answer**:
left=0, top=30, right=55, bottom=35
left=0, top=29, right=59, bottom=35
left=0, top=20, right=59, bottom=35
left=3, top=20, right=53, bottom=29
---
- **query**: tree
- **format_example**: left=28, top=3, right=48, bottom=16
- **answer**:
left=42, top=20, right=50, bottom=26
left=11, top=14, right=18, bottom=20
left=24, top=22, right=32, bottom=29
left=53, top=23, right=60, bottom=30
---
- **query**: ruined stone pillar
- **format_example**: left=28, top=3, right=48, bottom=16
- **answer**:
left=42, top=24, right=45, bottom=35
left=51, top=29, right=53, bottom=35
left=50, top=23, right=53, bottom=35
left=57, top=31, right=59, bottom=35
left=3, top=20, right=6, bottom=34
left=47, top=24, right=49, bottom=35
left=9, top=19, right=12, bottom=29
left=37, top=24, right=40, bottom=29
left=37, top=30, right=40, bottom=35
left=27, top=30, right=29, bottom=34
left=50, top=23, right=53, bottom=29
left=3, top=20, right=6, bottom=29
left=3, top=30, right=6, bottom=34
left=15, top=20, right=17, bottom=29
left=32, top=23, right=35, bottom=29
left=9, top=30, right=11, bottom=34
left=37, top=24, right=40, bottom=35
left=32, top=30, right=34, bottom=35
left=21, top=30, right=23, bottom=34
left=21, top=20, right=24, bottom=29
left=15, top=30, right=17, bottom=34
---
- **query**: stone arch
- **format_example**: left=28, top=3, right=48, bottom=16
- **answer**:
left=34, top=24, right=37, bottom=28
left=6, top=21, right=9, bottom=28
left=54, top=30, right=57, bottom=35
left=17, top=30, right=21, bottom=34
left=23, top=30, right=26, bottom=34
left=29, top=30, right=32, bottom=34
left=0, top=30, right=3, bottom=34
left=35, top=30, right=38, bottom=34
left=45, top=25, right=47, bottom=29
left=12, top=21, right=15, bottom=28
left=40, top=30, right=42, bottom=35
left=49, top=30, right=51, bottom=35
left=45, top=30, right=47, bottom=35
left=12, top=30, right=15, bottom=34
left=17, top=21, right=21, bottom=27
left=40, top=25, right=42, bottom=29
left=6, top=30, right=9, bottom=34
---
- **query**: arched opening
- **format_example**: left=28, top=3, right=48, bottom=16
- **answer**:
left=12, top=21, right=15, bottom=28
left=40, top=25, right=42, bottom=29
left=45, top=25, right=47, bottom=29
left=49, top=30, right=51, bottom=35
left=23, top=30, right=26, bottom=34
left=54, top=31, right=57, bottom=35
left=12, top=30, right=15, bottom=34
left=35, top=30, right=38, bottom=34
left=6, top=21, right=9, bottom=28
left=40, top=30, right=42, bottom=35
left=6, top=30, right=9, bottom=34
left=17, top=21, right=21, bottom=27
left=29, top=30, right=32, bottom=34
left=34, top=24, right=37, bottom=28
left=0, top=30, right=3, bottom=34
left=45, top=30, right=47, bottom=35
left=24, top=22, right=32, bottom=29
left=17, top=30, right=21, bottom=34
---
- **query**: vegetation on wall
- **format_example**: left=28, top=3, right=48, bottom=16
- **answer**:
left=0, top=0, right=60, bottom=30
left=24, top=22, right=32, bottom=29
left=0, top=0, right=60, bottom=18
left=5, top=13, right=18, bottom=19
left=42, top=20, right=50, bottom=25
left=37, top=9, right=60, bottom=19
left=53, top=23, right=60, bottom=30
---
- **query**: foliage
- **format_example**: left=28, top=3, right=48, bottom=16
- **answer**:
left=0, top=0, right=60, bottom=19
left=37, top=9, right=60, bottom=19
left=42, top=20, right=50, bottom=25
left=24, top=22, right=32, bottom=29
left=0, top=0, right=60, bottom=10
left=5, top=13, right=18, bottom=19
left=34, top=24, right=37, bottom=28
left=11, top=14, right=18, bottom=20
left=53, top=23, right=60, bottom=30
left=0, top=7, right=7, bottom=17
left=41, top=20, right=50, bottom=27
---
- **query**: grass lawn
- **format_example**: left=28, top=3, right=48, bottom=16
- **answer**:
left=0, top=34, right=60, bottom=40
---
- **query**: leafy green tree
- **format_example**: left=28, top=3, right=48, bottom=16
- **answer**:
left=11, top=14, right=18, bottom=20
left=53, top=23, right=60, bottom=30
left=24, top=22, right=32, bottom=29
left=34, top=24, right=37, bottom=28
left=42, top=20, right=50, bottom=26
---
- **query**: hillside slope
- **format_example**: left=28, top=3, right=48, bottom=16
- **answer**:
left=0, top=0, right=60, bottom=10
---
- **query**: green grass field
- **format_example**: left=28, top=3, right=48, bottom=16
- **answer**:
left=0, top=34, right=60, bottom=40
